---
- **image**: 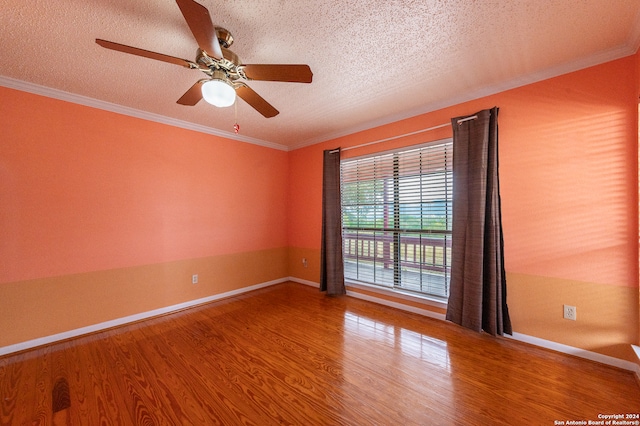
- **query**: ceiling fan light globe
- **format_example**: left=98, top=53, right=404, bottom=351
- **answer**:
left=201, top=79, right=236, bottom=107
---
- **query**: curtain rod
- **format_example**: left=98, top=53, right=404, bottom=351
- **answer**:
left=457, top=115, right=478, bottom=124
left=329, top=115, right=477, bottom=153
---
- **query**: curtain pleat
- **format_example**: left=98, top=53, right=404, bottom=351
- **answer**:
left=320, top=148, right=346, bottom=296
left=446, top=108, right=512, bottom=336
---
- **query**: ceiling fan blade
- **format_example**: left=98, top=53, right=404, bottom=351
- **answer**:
left=236, top=85, right=279, bottom=118
left=95, top=39, right=201, bottom=69
left=241, top=64, right=313, bottom=83
left=175, top=0, right=223, bottom=59
left=177, top=80, right=206, bottom=105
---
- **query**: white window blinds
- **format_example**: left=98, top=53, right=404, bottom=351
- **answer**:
left=340, top=139, right=452, bottom=299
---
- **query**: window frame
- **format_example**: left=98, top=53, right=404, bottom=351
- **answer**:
left=340, top=138, right=453, bottom=303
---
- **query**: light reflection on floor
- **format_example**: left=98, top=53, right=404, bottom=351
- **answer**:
left=343, top=311, right=451, bottom=371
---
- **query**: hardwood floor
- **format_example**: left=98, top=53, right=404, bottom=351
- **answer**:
left=1, top=282, right=639, bottom=425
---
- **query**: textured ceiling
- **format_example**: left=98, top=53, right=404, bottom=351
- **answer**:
left=1, top=0, right=640, bottom=150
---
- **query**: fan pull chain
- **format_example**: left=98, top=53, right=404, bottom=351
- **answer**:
left=233, top=99, right=240, bottom=134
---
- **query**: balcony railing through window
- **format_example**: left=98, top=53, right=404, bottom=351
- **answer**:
left=342, top=229, right=451, bottom=298
left=340, top=140, right=453, bottom=300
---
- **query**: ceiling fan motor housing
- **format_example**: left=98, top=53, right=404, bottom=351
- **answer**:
left=215, top=27, right=233, bottom=48
left=196, top=47, right=240, bottom=79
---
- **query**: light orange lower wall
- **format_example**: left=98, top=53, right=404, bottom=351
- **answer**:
left=288, top=248, right=636, bottom=362
left=508, top=272, right=639, bottom=363
left=1, top=86, right=290, bottom=350
left=0, top=247, right=287, bottom=348
left=288, top=246, right=321, bottom=284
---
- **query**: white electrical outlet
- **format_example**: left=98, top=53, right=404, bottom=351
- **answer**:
left=302, top=258, right=308, bottom=268
left=192, top=274, right=198, bottom=284
left=563, top=305, right=576, bottom=321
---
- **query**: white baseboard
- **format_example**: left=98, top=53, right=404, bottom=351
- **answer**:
left=0, top=277, right=288, bottom=357
left=5, top=276, right=639, bottom=379
left=346, top=289, right=447, bottom=321
left=633, top=346, right=640, bottom=383
left=505, top=333, right=639, bottom=374
left=289, top=276, right=446, bottom=320
left=287, top=277, right=320, bottom=288
left=287, top=276, right=639, bottom=374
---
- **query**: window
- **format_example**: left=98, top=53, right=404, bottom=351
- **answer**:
left=340, top=140, right=452, bottom=300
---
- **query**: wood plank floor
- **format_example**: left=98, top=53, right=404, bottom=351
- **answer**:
left=1, top=282, right=639, bottom=425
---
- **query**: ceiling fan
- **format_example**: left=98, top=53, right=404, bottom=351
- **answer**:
left=96, top=0, right=312, bottom=118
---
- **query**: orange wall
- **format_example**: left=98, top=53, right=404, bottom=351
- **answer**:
left=1, top=88, right=288, bottom=283
left=288, top=55, right=639, bottom=362
left=2, top=53, right=639, bottom=364
left=0, top=87, right=289, bottom=347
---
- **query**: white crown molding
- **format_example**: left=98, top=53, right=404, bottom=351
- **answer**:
left=0, top=76, right=289, bottom=152
left=4, top=30, right=640, bottom=155
left=628, top=7, right=640, bottom=55
left=290, top=43, right=638, bottom=151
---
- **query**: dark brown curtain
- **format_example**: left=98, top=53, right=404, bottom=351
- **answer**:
left=320, top=148, right=346, bottom=296
left=446, top=107, right=512, bottom=336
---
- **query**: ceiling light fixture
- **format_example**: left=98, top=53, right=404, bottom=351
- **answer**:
left=201, top=70, right=236, bottom=107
